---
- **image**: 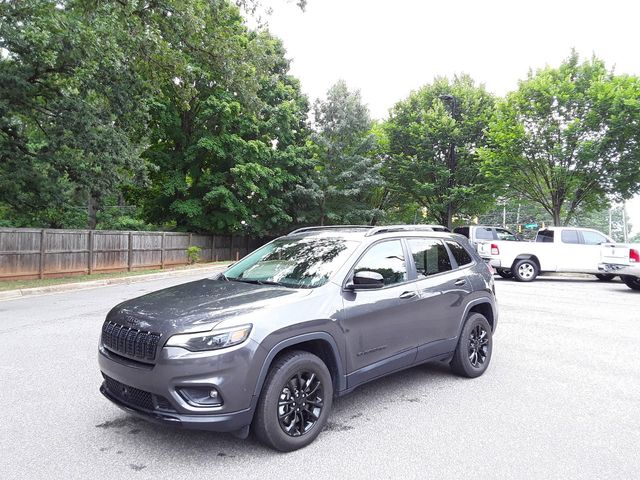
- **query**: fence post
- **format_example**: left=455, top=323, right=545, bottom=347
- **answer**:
left=87, top=230, right=93, bottom=275
left=128, top=231, right=133, bottom=272
left=160, top=232, right=165, bottom=269
left=39, top=229, right=46, bottom=279
left=211, top=235, right=216, bottom=262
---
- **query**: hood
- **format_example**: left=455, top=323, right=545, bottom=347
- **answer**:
left=106, top=278, right=304, bottom=335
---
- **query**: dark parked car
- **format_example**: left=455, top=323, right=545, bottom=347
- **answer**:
left=99, top=225, right=498, bottom=451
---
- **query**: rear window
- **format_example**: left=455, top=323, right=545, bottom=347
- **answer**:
left=581, top=230, right=608, bottom=245
left=407, top=238, right=452, bottom=277
left=561, top=230, right=580, bottom=244
left=536, top=230, right=554, bottom=243
left=475, top=228, right=494, bottom=240
left=445, top=241, right=473, bottom=267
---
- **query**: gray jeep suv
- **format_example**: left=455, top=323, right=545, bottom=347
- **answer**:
left=98, top=225, right=497, bottom=451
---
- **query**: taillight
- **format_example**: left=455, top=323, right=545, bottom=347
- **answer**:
left=630, top=249, right=640, bottom=263
left=491, top=243, right=500, bottom=255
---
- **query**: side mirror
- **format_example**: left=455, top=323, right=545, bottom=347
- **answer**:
left=347, top=270, right=385, bottom=290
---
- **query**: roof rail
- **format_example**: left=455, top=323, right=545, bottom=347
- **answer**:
left=287, top=225, right=374, bottom=236
left=365, top=225, right=449, bottom=236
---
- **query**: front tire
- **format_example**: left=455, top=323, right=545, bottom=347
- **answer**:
left=595, top=274, right=615, bottom=281
left=450, top=313, right=493, bottom=378
left=512, top=258, right=539, bottom=282
left=622, top=276, right=640, bottom=291
left=253, top=350, right=333, bottom=452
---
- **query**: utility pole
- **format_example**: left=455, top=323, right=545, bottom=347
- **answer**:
left=622, top=202, right=629, bottom=243
left=608, top=208, right=612, bottom=238
left=439, top=94, right=458, bottom=230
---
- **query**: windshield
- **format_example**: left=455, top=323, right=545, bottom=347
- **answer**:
left=223, top=236, right=360, bottom=288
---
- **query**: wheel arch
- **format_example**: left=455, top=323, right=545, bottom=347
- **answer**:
left=252, top=333, right=346, bottom=400
left=511, top=254, right=541, bottom=271
left=459, top=298, right=497, bottom=336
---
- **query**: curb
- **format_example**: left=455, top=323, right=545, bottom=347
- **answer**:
left=0, top=264, right=226, bottom=301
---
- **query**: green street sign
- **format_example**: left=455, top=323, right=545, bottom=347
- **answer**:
left=524, top=223, right=538, bottom=229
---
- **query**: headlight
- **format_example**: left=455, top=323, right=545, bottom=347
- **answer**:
left=165, top=324, right=252, bottom=352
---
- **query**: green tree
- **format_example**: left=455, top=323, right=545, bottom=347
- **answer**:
left=481, top=51, right=640, bottom=226
left=0, top=0, right=152, bottom=228
left=305, top=80, right=383, bottom=226
left=384, top=75, right=496, bottom=228
left=0, top=0, right=312, bottom=234
left=135, top=13, right=312, bottom=235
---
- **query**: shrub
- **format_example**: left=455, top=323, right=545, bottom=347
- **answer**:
left=186, top=246, right=201, bottom=264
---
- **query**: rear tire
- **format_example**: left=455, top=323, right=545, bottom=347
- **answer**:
left=512, top=258, right=539, bottom=282
left=497, top=269, right=513, bottom=279
left=450, top=313, right=493, bottom=378
left=621, top=276, right=640, bottom=291
left=253, top=350, right=333, bottom=452
left=595, top=274, right=616, bottom=281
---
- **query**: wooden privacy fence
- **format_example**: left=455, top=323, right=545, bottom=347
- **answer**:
left=0, top=228, right=269, bottom=280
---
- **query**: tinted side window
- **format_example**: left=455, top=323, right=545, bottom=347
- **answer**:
left=536, top=230, right=554, bottom=242
left=475, top=228, right=494, bottom=240
left=445, top=240, right=473, bottom=266
left=354, top=240, right=407, bottom=286
left=407, top=239, right=452, bottom=277
left=581, top=231, right=607, bottom=245
left=453, top=227, right=469, bottom=238
left=561, top=230, right=580, bottom=244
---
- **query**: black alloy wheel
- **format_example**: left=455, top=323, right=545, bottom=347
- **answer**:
left=450, top=312, right=493, bottom=378
left=253, top=350, right=333, bottom=451
left=468, top=324, right=489, bottom=368
left=277, top=371, right=324, bottom=437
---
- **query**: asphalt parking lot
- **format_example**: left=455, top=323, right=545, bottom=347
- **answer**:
left=1, top=273, right=639, bottom=480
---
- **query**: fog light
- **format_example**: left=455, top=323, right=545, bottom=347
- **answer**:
left=178, top=387, right=223, bottom=407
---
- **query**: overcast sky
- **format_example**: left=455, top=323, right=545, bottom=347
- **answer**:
left=261, top=0, right=640, bottom=234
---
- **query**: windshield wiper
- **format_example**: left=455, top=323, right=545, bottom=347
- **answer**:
left=226, top=277, right=285, bottom=286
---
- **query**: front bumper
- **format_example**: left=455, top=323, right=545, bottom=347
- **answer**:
left=598, top=263, right=639, bottom=276
left=98, top=338, right=263, bottom=432
left=100, top=382, right=252, bottom=432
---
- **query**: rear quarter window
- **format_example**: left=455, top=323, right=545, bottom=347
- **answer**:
left=445, top=240, right=473, bottom=267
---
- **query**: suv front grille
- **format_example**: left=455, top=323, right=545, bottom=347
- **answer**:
left=103, top=375, right=175, bottom=412
left=102, top=321, right=160, bottom=361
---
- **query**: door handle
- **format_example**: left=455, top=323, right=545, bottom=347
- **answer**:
left=454, top=278, right=466, bottom=286
left=399, top=291, right=417, bottom=299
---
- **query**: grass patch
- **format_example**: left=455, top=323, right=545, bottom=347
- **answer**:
left=0, top=262, right=229, bottom=292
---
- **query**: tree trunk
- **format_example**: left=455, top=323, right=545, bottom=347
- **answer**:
left=445, top=206, right=453, bottom=230
left=552, top=206, right=562, bottom=226
left=88, top=194, right=99, bottom=229
left=319, top=195, right=326, bottom=226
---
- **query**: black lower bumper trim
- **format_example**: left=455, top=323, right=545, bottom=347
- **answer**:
left=100, top=384, right=253, bottom=433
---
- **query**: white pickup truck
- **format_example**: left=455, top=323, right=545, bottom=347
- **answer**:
left=599, top=243, right=640, bottom=290
left=477, top=226, right=615, bottom=282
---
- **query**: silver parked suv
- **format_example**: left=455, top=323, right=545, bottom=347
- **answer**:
left=98, top=225, right=498, bottom=451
